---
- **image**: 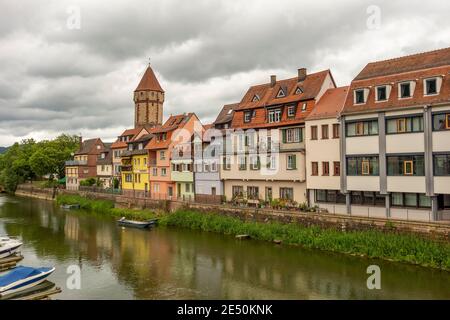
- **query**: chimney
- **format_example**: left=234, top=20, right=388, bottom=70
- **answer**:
left=298, top=68, right=307, bottom=82
left=270, top=75, right=276, bottom=87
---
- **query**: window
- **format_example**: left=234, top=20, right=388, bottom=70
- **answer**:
left=301, top=103, right=307, bottom=112
left=321, top=125, right=329, bottom=139
left=295, top=87, right=303, bottom=95
left=386, top=116, right=423, bottom=134
left=267, top=154, right=277, bottom=170
left=244, top=111, right=252, bottom=123
left=125, top=174, right=132, bottom=182
left=223, top=156, right=231, bottom=170
left=287, top=155, right=297, bottom=170
left=161, top=168, right=167, bottom=176
left=350, top=191, right=385, bottom=206
left=354, top=89, right=365, bottom=104
left=425, top=78, right=437, bottom=95
left=347, top=156, right=379, bottom=176
left=400, top=82, right=411, bottom=98
left=232, top=186, right=244, bottom=197
left=322, top=162, right=329, bottom=176
left=268, top=109, right=281, bottom=123
left=247, top=186, right=259, bottom=200
left=252, top=95, right=260, bottom=102
left=280, top=188, right=294, bottom=200
left=185, top=183, right=190, bottom=193
left=287, top=105, right=296, bottom=117
left=311, top=126, right=318, bottom=140
left=332, top=124, right=340, bottom=138
left=250, top=155, right=260, bottom=170
left=152, top=168, right=158, bottom=176
left=432, top=113, right=450, bottom=131
left=434, top=154, right=450, bottom=176
left=311, top=162, right=318, bottom=176
left=238, top=156, right=247, bottom=170
left=153, top=183, right=160, bottom=193
left=138, top=143, right=143, bottom=150
left=160, top=151, right=166, bottom=160
left=387, top=155, right=424, bottom=176
left=391, top=192, right=431, bottom=208
left=333, top=161, right=340, bottom=176
left=315, top=190, right=346, bottom=204
left=283, top=127, right=302, bottom=143
left=346, top=120, right=378, bottom=137
left=376, top=86, right=387, bottom=101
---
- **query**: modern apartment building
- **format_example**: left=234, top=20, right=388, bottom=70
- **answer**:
left=222, top=68, right=336, bottom=204
left=308, top=48, right=450, bottom=221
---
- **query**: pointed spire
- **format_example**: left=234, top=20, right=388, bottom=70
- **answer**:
left=135, top=64, right=164, bottom=92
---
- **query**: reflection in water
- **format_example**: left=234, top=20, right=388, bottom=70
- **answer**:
left=0, top=194, right=449, bottom=300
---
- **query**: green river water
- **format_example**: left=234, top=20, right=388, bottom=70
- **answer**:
left=0, top=194, right=449, bottom=299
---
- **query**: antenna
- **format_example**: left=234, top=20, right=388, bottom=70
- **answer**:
left=148, top=57, right=151, bottom=66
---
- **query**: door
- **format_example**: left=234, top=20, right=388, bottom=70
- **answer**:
left=265, top=187, right=273, bottom=201
left=144, top=183, right=148, bottom=196
left=168, top=186, right=173, bottom=198
left=177, top=183, right=181, bottom=198
left=211, top=187, right=216, bottom=196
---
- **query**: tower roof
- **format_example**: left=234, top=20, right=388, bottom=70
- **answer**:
left=135, top=65, right=164, bottom=92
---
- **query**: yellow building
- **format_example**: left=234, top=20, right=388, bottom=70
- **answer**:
left=120, top=133, right=154, bottom=197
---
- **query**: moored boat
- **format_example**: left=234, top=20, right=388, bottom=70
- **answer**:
left=117, top=217, right=158, bottom=229
left=60, top=204, right=80, bottom=210
left=0, top=266, right=55, bottom=297
left=0, top=237, right=23, bottom=259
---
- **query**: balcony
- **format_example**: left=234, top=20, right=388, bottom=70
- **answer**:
left=65, top=160, right=87, bottom=166
left=120, top=165, right=133, bottom=172
left=171, top=171, right=194, bottom=182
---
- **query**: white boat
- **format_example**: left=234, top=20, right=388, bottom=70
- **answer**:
left=0, top=266, right=55, bottom=296
left=0, top=237, right=23, bottom=259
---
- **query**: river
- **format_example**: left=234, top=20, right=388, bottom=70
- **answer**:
left=0, top=195, right=449, bottom=299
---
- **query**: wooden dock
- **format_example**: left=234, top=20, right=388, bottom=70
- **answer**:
left=0, top=254, right=23, bottom=272
left=1, top=281, right=61, bottom=300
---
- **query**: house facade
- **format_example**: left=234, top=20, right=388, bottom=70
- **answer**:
left=96, top=143, right=113, bottom=188
left=146, top=113, right=201, bottom=199
left=222, top=69, right=336, bottom=205
left=65, top=138, right=105, bottom=190
left=306, top=86, right=349, bottom=213
left=121, top=133, right=154, bottom=197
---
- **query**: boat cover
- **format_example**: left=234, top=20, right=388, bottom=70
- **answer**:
left=0, top=266, right=51, bottom=287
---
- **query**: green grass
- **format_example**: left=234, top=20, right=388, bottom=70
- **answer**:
left=56, top=194, right=450, bottom=271
left=56, top=194, right=157, bottom=221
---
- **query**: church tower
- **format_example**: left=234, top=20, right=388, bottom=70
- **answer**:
left=134, top=64, right=164, bottom=128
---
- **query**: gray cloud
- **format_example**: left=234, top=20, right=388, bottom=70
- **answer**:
left=0, top=0, right=449, bottom=146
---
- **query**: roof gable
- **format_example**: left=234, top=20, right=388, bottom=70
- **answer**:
left=135, top=65, right=164, bottom=92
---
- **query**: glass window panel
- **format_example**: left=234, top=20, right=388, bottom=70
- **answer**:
left=387, top=119, right=397, bottom=133
left=346, top=123, right=356, bottom=136
left=404, top=193, right=417, bottom=207
left=391, top=193, right=403, bottom=206
left=433, top=114, right=446, bottom=131
left=316, top=190, right=327, bottom=202
left=418, top=194, right=431, bottom=208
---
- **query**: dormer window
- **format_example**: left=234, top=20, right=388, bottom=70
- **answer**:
left=354, top=89, right=365, bottom=104
left=138, top=143, right=143, bottom=150
left=399, top=82, right=412, bottom=98
left=268, top=108, right=281, bottom=123
left=128, top=144, right=133, bottom=151
left=376, top=86, right=387, bottom=101
left=301, top=103, right=307, bottom=112
left=295, top=87, right=303, bottom=95
left=276, top=88, right=286, bottom=98
left=227, top=109, right=233, bottom=115
left=425, top=78, right=437, bottom=95
left=252, top=94, right=260, bottom=102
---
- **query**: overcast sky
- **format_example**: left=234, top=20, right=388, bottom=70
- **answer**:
left=0, top=0, right=449, bottom=146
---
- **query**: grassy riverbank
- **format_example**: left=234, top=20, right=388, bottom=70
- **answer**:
left=57, top=194, right=450, bottom=271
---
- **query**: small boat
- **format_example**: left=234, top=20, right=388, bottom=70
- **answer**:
left=117, top=217, right=158, bottom=229
left=60, top=204, right=80, bottom=210
left=0, top=237, right=23, bottom=259
left=0, top=266, right=55, bottom=297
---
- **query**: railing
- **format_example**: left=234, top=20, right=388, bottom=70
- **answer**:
left=120, top=165, right=133, bottom=172
left=65, top=160, right=87, bottom=166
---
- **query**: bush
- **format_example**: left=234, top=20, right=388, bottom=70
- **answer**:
left=80, top=178, right=96, bottom=187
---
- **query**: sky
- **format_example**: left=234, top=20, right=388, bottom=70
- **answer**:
left=0, top=0, right=449, bottom=146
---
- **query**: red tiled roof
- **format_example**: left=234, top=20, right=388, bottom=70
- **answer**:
left=237, top=70, right=332, bottom=110
left=135, top=65, right=164, bottom=92
left=111, top=126, right=156, bottom=149
left=342, top=65, right=450, bottom=115
left=146, top=113, right=195, bottom=150
left=306, top=86, right=349, bottom=121
left=354, top=47, right=450, bottom=81
left=214, top=103, right=239, bottom=125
